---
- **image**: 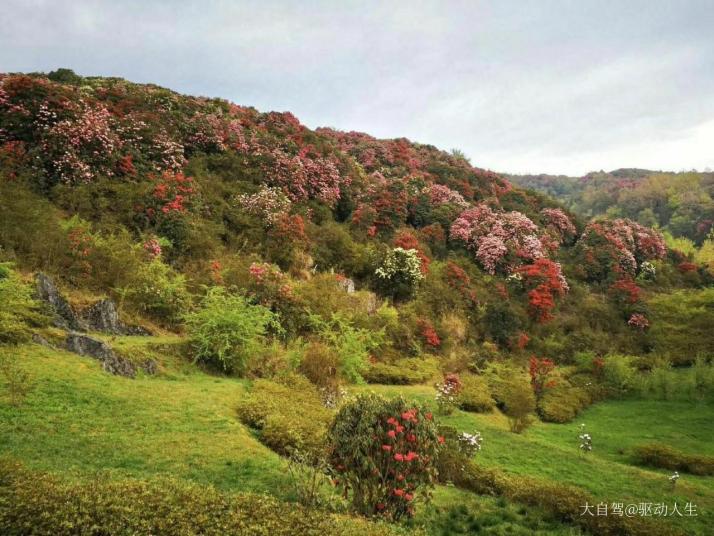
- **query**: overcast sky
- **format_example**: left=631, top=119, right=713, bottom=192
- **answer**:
left=2, top=0, right=713, bottom=175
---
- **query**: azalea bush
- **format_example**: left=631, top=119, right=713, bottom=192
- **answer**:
left=184, top=287, right=279, bottom=374
left=328, top=394, right=442, bottom=520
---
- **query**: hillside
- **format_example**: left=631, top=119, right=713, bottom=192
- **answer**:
left=1, top=70, right=713, bottom=535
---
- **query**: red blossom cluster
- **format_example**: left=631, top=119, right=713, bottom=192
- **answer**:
left=677, top=262, right=698, bottom=274
left=142, top=238, right=162, bottom=259
left=416, top=318, right=441, bottom=348
left=529, top=356, right=556, bottom=396
left=149, top=171, right=196, bottom=215
left=517, top=258, right=569, bottom=323
left=445, top=262, right=478, bottom=304
left=394, top=231, right=430, bottom=274
left=609, top=277, right=641, bottom=304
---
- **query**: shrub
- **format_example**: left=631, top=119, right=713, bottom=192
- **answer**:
left=374, top=247, right=424, bottom=301
left=0, top=459, right=401, bottom=536
left=0, top=352, right=34, bottom=407
left=500, top=379, right=536, bottom=433
left=329, top=393, right=442, bottom=520
left=298, top=341, right=341, bottom=397
left=184, top=287, right=279, bottom=374
left=0, top=264, right=49, bottom=344
left=362, top=358, right=437, bottom=385
left=537, top=384, right=590, bottom=423
left=236, top=375, right=332, bottom=458
left=310, top=314, right=383, bottom=384
left=457, top=374, right=495, bottom=413
left=632, top=442, right=714, bottom=476
left=435, top=425, right=483, bottom=484
left=123, top=258, right=191, bottom=324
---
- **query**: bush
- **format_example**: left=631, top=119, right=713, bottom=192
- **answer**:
left=632, top=442, right=714, bottom=476
left=362, top=358, right=438, bottom=385
left=184, top=287, right=279, bottom=374
left=310, top=314, right=383, bottom=384
left=457, top=374, right=495, bottom=412
left=124, top=258, right=191, bottom=325
left=537, top=384, right=590, bottom=423
left=0, top=459, right=401, bottom=536
left=0, top=352, right=34, bottom=406
left=0, top=264, right=49, bottom=344
left=500, top=379, right=536, bottom=433
left=298, top=341, right=341, bottom=396
left=236, top=375, right=332, bottom=459
left=329, top=393, right=442, bottom=520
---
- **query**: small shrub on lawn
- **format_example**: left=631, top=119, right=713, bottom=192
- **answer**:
left=298, top=341, right=341, bottom=397
left=632, top=442, right=714, bottom=476
left=0, top=352, right=34, bottom=407
left=362, top=358, right=437, bottom=385
left=457, top=374, right=495, bottom=413
left=500, top=379, right=536, bottom=433
left=329, top=393, right=442, bottom=521
left=236, top=375, right=332, bottom=459
left=0, top=459, right=402, bottom=536
left=537, top=384, right=591, bottom=423
left=184, top=286, right=279, bottom=374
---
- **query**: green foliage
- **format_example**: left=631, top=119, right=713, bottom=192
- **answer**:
left=500, top=379, right=536, bottom=433
left=184, top=287, right=278, bottom=374
left=363, top=358, right=438, bottom=385
left=310, top=313, right=383, bottom=383
left=123, top=258, right=191, bottom=324
left=298, top=340, right=341, bottom=395
left=0, top=459, right=399, bottom=536
left=329, top=393, right=442, bottom=520
left=0, top=264, right=48, bottom=344
left=0, top=353, right=34, bottom=406
left=457, top=374, right=495, bottom=413
left=648, top=289, right=714, bottom=365
left=632, top=442, right=714, bottom=476
left=537, top=384, right=591, bottom=423
left=236, top=375, right=332, bottom=458
left=634, top=359, right=714, bottom=401
left=483, top=302, right=521, bottom=348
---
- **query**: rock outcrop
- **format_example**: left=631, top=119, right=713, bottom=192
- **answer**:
left=35, top=273, right=85, bottom=331
left=65, top=333, right=156, bottom=378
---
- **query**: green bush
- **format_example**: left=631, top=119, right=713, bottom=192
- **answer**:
left=185, top=287, right=279, bottom=374
left=500, top=379, right=536, bottom=433
left=236, top=375, right=332, bottom=458
left=363, top=358, right=437, bottom=385
left=537, top=384, right=591, bottom=423
left=124, top=258, right=191, bottom=324
left=0, top=265, right=49, bottom=344
left=457, top=374, right=495, bottom=412
left=0, top=459, right=401, bottom=536
left=298, top=341, right=340, bottom=394
left=329, top=393, right=442, bottom=520
left=632, top=442, right=714, bottom=476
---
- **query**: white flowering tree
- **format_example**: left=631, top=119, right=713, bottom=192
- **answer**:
left=375, top=247, right=424, bottom=300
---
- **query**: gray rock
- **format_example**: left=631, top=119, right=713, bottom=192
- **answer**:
left=31, top=333, right=53, bottom=347
left=82, top=299, right=122, bottom=334
left=35, top=273, right=84, bottom=331
left=65, top=332, right=137, bottom=378
left=338, top=277, right=356, bottom=293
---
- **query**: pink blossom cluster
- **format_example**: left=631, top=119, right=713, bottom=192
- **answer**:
left=450, top=204, right=544, bottom=274
left=422, top=183, right=468, bottom=207
left=540, top=208, right=576, bottom=241
left=628, top=313, right=650, bottom=331
left=143, top=238, right=162, bottom=258
left=186, top=112, right=248, bottom=153
left=236, top=186, right=291, bottom=225
left=579, top=219, right=666, bottom=276
left=37, top=101, right=122, bottom=183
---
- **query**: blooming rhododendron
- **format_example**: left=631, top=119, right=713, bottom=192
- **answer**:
left=517, top=258, right=569, bottom=323
left=628, top=313, right=650, bottom=331
left=450, top=204, right=544, bottom=274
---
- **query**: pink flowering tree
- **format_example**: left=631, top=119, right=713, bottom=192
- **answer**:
left=450, top=203, right=544, bottom=274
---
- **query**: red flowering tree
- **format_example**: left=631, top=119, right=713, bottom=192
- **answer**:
left=529, top=356, right=556, bottom=397
left=417, top=318, right=441, bottom=349
left=329, top=394, right=442, bottom=520
left=517, top=258, right=569, bottom=323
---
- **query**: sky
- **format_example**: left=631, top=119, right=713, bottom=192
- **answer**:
left=2, top=0, right=713, bottom=176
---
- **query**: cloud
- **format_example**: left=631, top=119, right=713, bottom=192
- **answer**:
left=1, top=0, right=713, bottom=175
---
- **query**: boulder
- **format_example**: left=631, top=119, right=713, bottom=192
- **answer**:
left=35, top=273, right=84, bottom=331
left=82, top=299, right=122, bottom=334
left=338, top=277, right=356, bottom=293
left=65, top=333, right=137, bottom=378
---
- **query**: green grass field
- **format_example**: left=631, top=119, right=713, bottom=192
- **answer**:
left=1, top=339, right=712, bottom=534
